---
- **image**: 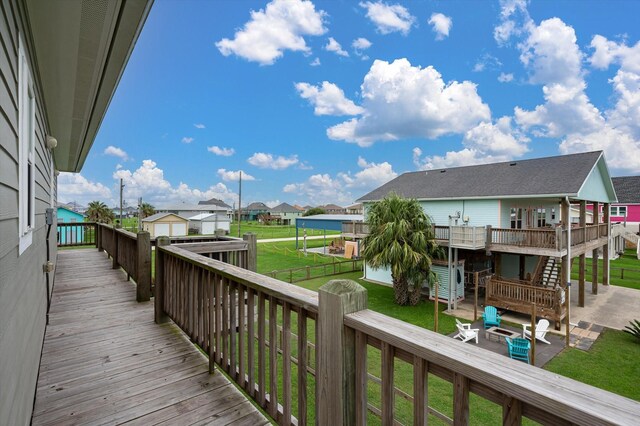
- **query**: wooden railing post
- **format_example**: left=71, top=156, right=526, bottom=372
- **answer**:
left=485, top=225, right=492, bottom=255
left=136, top=231, right=151, bottom=302
left=97, top=224, right=103, bottom=252
left=317, top=279, right=368, bottom=426
left=112, top=224, right=120, bottom=269
left=243, top=232, right=257, bottom=272
left=155, top=236, right=170, bottom=324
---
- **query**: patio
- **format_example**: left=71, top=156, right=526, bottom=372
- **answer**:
left=449, top=320, right=566, bottom=367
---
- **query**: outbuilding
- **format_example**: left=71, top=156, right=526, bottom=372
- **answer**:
left=188, top=213, right=231, bottom=235
left=142, top=213, right=188, bottom=237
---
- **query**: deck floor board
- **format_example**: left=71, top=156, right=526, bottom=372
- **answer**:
left=33, top=249, right=268, bottom=425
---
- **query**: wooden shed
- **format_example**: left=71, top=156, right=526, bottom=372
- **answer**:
left=142, top=213, right=188, bottom=237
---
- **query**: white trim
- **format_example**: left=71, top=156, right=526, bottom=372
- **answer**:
left=18, top=33, right=35, bottom=255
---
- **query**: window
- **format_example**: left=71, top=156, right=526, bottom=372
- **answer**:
left=510, top=208, right=523, bottom=229
left=18, top=35, right=35, bottom=254
left=610, top=206, right=627, bottom=217
left=536, top=208, right=547, bottom=227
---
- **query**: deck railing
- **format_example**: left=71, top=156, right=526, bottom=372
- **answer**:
left=153, top=244, right=640, bottom=425
left=267, top=258, right=363, bottom=283
left=56, top=222, right=97, bottom=247
left=97, top=224, right=151, bottom=302
left=490, top=227, right=559, bottom=250
left=341, top=222, right=369, bottom=236
left=485, top=277, right=565, bottom=324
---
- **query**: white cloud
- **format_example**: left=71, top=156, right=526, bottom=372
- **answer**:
left=310, top=57, right=321, bottom=66
left=103, top=145, right=128, bottom=161
left=113, top=159, right=238, bottom=207
left=325, top=37, right=349, bottom=57
left=412, top=117, right=529, bottom=169
left=352, top=37, right=372, bottom=50
left=338, top=157, right=397, bottom=189
left=295, top=81, right=364, bottom=116
left=326, top=58, right=491, bottom=146
left=181, top=137, right=194, bottom=144
left=472, top=53, right=502, bottom=73
left=58, top=172, right=113, bottom=206
left=493, top=0, right=532, bottom=45
left=264, top=200, right=280, bottom=208
left=207, top=146, right=235, bottom=156
left=248, top=152, right=299, bottom=169
left=194, top=123, right=206, bottom=129
left=215, top=0, right=326, bottom=65
left=589, top=35, right=640, bottom=73
left=359, top=1, right=415, bottom=35
left=217, top=168, right=256, bottom=182
left=284, top=156, right=397, bottom=204
left=498, top=72, right=514, bottom=82
left=428, top=13, right=452, bottom=40
left=606, top=70, right=640, bottom=139
left=559, top=127, right=640, bottom=172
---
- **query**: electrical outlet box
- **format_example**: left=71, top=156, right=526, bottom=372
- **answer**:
left=45, top=208, right=54, bottom=225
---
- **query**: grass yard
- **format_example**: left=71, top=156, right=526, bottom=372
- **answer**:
left=544, top=329, right=640, bottom=401
left=231, top=221, right=340, bottom=240
left=257, top=239, right=339, bottom=275
left=570, top=248, right=640, bottom=290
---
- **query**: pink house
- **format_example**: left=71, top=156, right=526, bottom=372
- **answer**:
left=611, top=176, right=640, bottom=232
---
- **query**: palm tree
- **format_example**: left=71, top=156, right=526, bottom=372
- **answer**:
left=86, top=201, right=114, bottom=224
left=362, top=193, right=442, bottom=306
left=139, top=202, right=155, bottom=219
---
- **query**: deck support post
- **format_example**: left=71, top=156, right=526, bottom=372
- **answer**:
left=317, top=279, right=368, bottom=426
left=136, top=231, right=151, bottom=302
left=155, top=236, right=171, bottom=324
left=592, top=202, right=599, bottom=294
left=112, top=224, right=120, bottom=269
left=561, top=197, right=570, bottom=344
left=96, top=223, right=103, bottom=252
left=578, top=201, right=586, bottom=307
left=603, top=203, right=610, bottom=286
left=243, top=233, right=257, bottom=272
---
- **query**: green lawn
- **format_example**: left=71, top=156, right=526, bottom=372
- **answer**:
left=544, top=329, right=640, bottom=401
left=231, top=221, right=340, bottom=240
left=570, top=248, right=640, bottom=290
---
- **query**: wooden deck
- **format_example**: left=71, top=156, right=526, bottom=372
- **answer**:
left=32, top=249, right=269, bottom=426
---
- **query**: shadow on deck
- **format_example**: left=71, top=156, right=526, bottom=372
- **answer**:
left=32, top=249, right=269, bottom=426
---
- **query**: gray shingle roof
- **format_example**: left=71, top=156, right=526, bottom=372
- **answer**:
left=358, top=151, right=604, bottom=202
left=612, top=176, right=640, bottom=204
left=270, top=202, right=300, bottom=213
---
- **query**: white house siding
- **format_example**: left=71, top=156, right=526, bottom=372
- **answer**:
left=0, top=2, right=56, bottom=424
left=419, top=199, right=499, bottom=227
left=499, top=198, right=561, bottom=229
left=420, top=200, right=464, bottom=225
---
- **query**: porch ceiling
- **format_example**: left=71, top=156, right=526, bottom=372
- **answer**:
left=25, top=0, right=152, bottom=172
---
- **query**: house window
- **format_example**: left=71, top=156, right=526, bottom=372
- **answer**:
left=510, top=208, right=523, bottom=229
left=610, top=206, right=627, bottom=217
left=536, top=208, right=547, bottom=227
left=18, top=35, right=35, bottom=255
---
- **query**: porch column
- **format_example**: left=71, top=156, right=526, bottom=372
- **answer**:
left=592, top=202, right=599, bottom=294
left=603, top=203, right=610, bottom=286
left=578, top=201, right=586, bottom=307
left=561, top=197, right=571, bottom=345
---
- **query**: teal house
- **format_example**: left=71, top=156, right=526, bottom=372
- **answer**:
left=57, top=206, right=85, bottom=245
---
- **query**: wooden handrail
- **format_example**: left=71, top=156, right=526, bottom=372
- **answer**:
left=152, top=244, right=639, bottom=425
left=56, top=222, right=97, bottom=247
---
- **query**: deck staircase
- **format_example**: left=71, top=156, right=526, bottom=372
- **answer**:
left=532, top=256, right=561, bottom=288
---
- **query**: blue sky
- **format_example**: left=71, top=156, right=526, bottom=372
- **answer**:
left=58, top=0, right=640, bottom=209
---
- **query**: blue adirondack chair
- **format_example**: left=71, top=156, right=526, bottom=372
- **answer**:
left=482, top=306, right=501, bottom=329
left=506, top=337, right=531, bottom=364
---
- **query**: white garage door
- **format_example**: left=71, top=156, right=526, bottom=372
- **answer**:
left=202, top=222, right=215, bottom=235
left=155, top=223, right=170, bottom=237
left=172, top=223, right=187, bottom=236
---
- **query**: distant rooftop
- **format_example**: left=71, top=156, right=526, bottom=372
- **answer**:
left=198, top=198, right=232, bottom=209
left=612, top=176, right=640, bottom=204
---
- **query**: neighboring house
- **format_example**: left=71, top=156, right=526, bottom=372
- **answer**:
left=270, top=202, right=304, bottom=225
left=242, top=202, right=271, bottom=222
left=345, top=202, right=363, bottom=215
left=56, top=206, right=85, bottom=245
left=320, top=204, right=346, bottom=215
left=188, top=213, right=231, bottom=235
left=142, top=213, right=189, bottom=238
left=0, top=2, right=150, bottom=424
left=198, top=198, right=233, bottom=219
left=610, top=176, right=640, bottom=231
left=112, top=206, right=138, bottom=219
left=357, top=151, right=617, bottom=325
left=156, top=204, right=231, bottom=221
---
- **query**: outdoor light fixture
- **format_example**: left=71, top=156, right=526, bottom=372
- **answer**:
left=46, top=135, right=57, bottom=150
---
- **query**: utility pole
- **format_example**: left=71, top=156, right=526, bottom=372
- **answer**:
left=238, top=171, right=242, bottom=237
left=119, top=178, right=124, bottom=225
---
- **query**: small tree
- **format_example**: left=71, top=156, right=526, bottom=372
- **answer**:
left=139, top=202, right=155, bottom=219
left=86, top=201, right=114, bottom=224
left=303, top=207, right=326, bottom=217
left=362, top=193, right=441, bottom=305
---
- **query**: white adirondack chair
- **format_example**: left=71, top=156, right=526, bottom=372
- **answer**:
left=522, top=319, right=551, bottom=344
left=454, top=319, right=479, bottom=344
